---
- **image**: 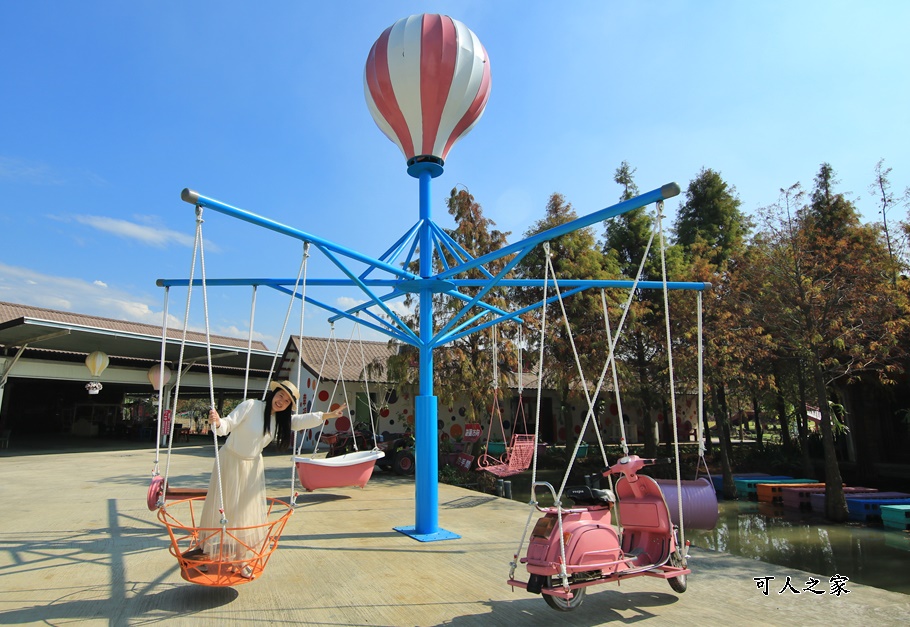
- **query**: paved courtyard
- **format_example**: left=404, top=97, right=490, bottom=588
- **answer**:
left=1, top=442, right=908, bottom=626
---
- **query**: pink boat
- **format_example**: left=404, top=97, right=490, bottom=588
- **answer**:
left=294, top=450, right=385, bottom=492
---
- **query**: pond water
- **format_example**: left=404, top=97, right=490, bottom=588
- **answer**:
left=499, top=472, right=910, bottom=596
left=687, top=500, right=910, bottom=596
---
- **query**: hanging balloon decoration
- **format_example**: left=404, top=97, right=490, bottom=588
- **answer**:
left=147, top=363, right=172, bottom=404
left=364, top=13, right=492, bottom=177
left=84, top=350, right=109, bottom=395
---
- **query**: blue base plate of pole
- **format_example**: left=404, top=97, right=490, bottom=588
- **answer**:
left=394, top=526, right=461, bottom=542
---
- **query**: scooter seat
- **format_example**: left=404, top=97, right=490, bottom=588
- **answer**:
left=566, top=485, right=616, bottom=506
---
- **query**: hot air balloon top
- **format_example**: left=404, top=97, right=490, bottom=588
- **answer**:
left=147, top=363, right=172, bottom=391
left=85, top=351, right=109, bottom=378
left=364, top=14, right=491, bottom=178
left=85, top=350, right=109, bottom=395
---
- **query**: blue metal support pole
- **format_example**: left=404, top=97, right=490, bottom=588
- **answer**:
left=394, top=164, right=459, bottom=541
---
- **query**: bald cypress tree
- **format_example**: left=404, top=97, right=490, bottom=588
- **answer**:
left=515, top=193, right=618, bottom=450
left=754, top=164, right=909, bottom=521
left=602, top=162, right=684, bottom=457
left=674, top=168, right=751, bottom=498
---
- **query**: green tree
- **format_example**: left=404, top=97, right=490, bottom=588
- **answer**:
left=754, top=164, right=909, bottom=521
left=385, top=187, right=514, bottom=431
left=602, top=161, right=685, bottom=457
left=674, top=167, right=751, bottom=499
left=514, top=192, right=618, bottom=449
left=675, top=168, right=748, bottom=269
left=869, top=159, right=908, bottom=284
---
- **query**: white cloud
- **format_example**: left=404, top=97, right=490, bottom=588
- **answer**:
left=0, top=155, right=64, bottom=185
left=72, top=215, right=203, bottom=250
left=334, top=295, right=412, bottom=320
left=335, top=296, right=366, bottom=310
left=0, top=262, right=177, bottom=327
left=0, top=155, right=107, bottom=186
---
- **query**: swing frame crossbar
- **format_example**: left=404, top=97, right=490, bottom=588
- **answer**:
left=159, top=178, right=708, bottom=541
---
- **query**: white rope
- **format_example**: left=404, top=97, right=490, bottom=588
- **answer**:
left=160, top=212, right=203, bottom=506
left=151, top=286, right=170, bottom=482
left=303, top=324, right=336, bottom=459
left=262, top=251, right=308, bottom=400
left=293, top=243, right=310, bottom=415
left=355, top=320, right=380, bottom=449
left=289, top=242, right=310, bottom=506
left=194, top=206, right=228, bottom=527
left=517, top=326, right=523, bottom=395
left=698, top=291, right=704, bottom=455
left=600, top=290, right=627, bottom=457
left=546, top=253, right=611, bottom=503
left=531, top=248, right=549, bottom=486
left=243, top=286, right=258, bottom=399
left=656, top=200, right=686, bottom=549
left=606, top=222, right=657, bottom=454
left=530, top=216, right=657, bottom=551
left=509, top=242, right=551, bottom=582
left=695, top=291, right=712, bottom=482
left=481, top=326, right=507, bottom=456
left=492, top=325, right=499, bottom=391
left=335, top=325, right=357, bottom=449
left=547, top=216, right=658, bottom=500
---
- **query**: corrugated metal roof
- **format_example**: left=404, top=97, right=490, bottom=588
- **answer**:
left=286, top=334, right=546, bottom=391
left=0, top=301, right=268, bottom=351
left=291, top=335, right=396, bottom=383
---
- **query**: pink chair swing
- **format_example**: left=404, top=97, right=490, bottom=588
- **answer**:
left=477, top=389, right=535, bottom=478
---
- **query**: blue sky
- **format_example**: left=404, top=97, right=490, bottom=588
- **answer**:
left=1, top=1, right=908, bottom=351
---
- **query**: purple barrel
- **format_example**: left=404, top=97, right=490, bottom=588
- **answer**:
left=656, top=478, right=719, bottom=530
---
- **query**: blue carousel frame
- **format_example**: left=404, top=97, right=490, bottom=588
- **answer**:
left=160, top=162, right=707, bottom=542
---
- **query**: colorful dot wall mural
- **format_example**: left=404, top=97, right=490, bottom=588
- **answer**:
left=293, top=366, right=700, bottom=446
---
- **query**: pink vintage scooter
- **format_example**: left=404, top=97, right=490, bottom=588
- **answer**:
left=508, top=455, right=690, bottom=611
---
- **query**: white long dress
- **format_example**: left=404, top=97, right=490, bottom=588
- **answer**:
left=198, top=399, right=325, bottom=562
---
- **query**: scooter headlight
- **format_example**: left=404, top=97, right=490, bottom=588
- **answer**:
left=531, top=516, right=558, bottom=539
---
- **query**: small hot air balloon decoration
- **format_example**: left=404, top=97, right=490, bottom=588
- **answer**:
left=147, top=363, right=172, bottom=404
left=364, top=13, right=491, bottom=177
left=84, top=350, right=109, bottom=395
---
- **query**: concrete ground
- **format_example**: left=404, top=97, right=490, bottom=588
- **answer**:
left=0, top=441, right=908, bottom=626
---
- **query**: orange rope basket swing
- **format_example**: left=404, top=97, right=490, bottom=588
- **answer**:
left=149, top=216, right=311, bottom=587
left=158, top=495, right=294, bottom=587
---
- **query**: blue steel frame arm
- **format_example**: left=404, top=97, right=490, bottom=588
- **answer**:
left=155, top=278, right=409, bottom=288
left=436, top=277, right=710, bottom=346
left=435, top=183, right=680, bottom=281
left=327, top=281, right=512, bottom=328
left=313, top=242, right=419, bottom=343
left=180, top=188, right=418, bottom=281
left=432, top=244, right=535, bottom=345
left=437, top=285, right=589, bottom=346
left=450, top=278, right=709, bottom=291
left=267, top=285, right=414, bottom=345
left=427, top=222, right=496, bottom=280
left=361, top=220, right=422, bottom=280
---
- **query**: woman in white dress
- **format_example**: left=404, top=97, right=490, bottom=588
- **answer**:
left=183, top=380, right=346, bottom=578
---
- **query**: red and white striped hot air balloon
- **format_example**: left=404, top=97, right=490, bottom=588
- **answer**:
left=364, top=14, right=491, bottom=175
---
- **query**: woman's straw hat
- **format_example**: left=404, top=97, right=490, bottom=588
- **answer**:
left=269, top=380, right=300, bottom=406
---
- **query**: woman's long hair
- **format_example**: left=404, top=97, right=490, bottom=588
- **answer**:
left=262, top=389, right=293, bottom=448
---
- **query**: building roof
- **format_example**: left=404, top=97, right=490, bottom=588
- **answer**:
left=0, top=300, right=275, bottom=372
left=290, top=335, right=396, bottom=383
left=287, top=334, right=545, bottom=391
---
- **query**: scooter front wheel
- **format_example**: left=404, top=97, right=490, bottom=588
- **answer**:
left=668, top=551, right=688, bottom=593
left=543, top=585, right=586, bottom=611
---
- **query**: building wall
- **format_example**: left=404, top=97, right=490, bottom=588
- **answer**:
left=0, top=356, right=265, bottom=437
left=289, top=361, right=701, bottom=447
